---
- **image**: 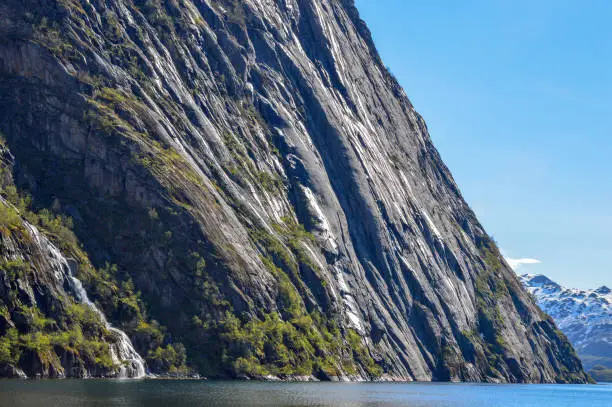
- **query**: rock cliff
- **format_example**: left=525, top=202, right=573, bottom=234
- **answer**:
left=0, top=0, right=588, bottom=382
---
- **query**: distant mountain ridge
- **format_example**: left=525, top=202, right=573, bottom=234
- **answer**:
left=520, top=274, right=612, bottom=374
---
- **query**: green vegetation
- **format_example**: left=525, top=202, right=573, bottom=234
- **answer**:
left=247, top=218, right=322, bottom=316
left=135, top=0, right=176, bottom=34
left=0, top=151, right=188, bottom=375
left=0, top=328, right=19, bottom=365
left=85, top=88, right=147, bottom=140
left=273, top=216, right=320, bottom=273
left=75, top=71, right=105, bottom=90
left=167, top=210, right=382, bottom=379
left=191, top=307, right=352, bottom=378
left=101, top=11, right=123, bottom=43
left=0, top=302, right=115, bottom=373
left=32, top=17, right=75, bottom=59
left=77, top=263, right=189, bottom=374
left=249, top=215, right=318, bottom=279
left=186, top=233, right=381, bottom=379
left=180, top=212, right=383, bottom=379
left=581, top=354, right=612, bottom=371
left=84, top=88, right=206, bottom=202
left=132, top=139, right=204, bottom=191
left=0, top=162, right=115, bottom=375
left=133, top=319, right=188, bottom=373
left=221, top=132, right=284, bottom=195
left=220, top=312, right=320, bottom=376
left=256, top=171, right=283, bottom=193
left=552, top=327, right=580, bottom=361
left=78, top=263, right=143, bottom=326
left=275, top=216, right=316, bottom=243
left=0, top=259, right=30, bottom=283
left=0, top=203, right=21, bottom=231
left=57, top=0, right=87, bottom=15
left=1, top=5, right=377, bottom=376
left=248, top=226, right=296, bottom=275
left=472, top=236, right=583, bottom=383
left=147, top=343, right=188, bottom=374
left=590, top=365, right=612, bottom=382
left=133, top=320, right=188, bottom=374
left=346, top=329, right=383, bottom=377
left=0, top=200, right=116, bottom=374
left=0, top=182, right=81, bottom=259
left=473, top=236, right=511, bottom=373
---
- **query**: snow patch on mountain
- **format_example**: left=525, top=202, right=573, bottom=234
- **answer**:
left=520, top=274, right=612, bottom=369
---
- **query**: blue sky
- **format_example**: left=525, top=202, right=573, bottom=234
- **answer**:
left=355, top=0, right=612, bottom=289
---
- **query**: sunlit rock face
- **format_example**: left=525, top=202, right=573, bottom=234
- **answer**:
left=521, top=274, right=612, bottom=371
left=0, top=0, right=588, bottom=382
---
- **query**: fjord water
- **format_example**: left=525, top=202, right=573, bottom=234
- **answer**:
left=0, top=381, right=609, bottom=407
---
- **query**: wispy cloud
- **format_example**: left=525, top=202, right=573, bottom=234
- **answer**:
left=504, top=257, right=542, bottom=270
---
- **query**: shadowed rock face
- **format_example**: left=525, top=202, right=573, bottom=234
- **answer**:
left=0, top=195, right=124, bottom=379
left=0, top=0, right=588, bottom=382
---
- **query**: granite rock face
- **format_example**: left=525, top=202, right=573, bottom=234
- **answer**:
left=0, top=145, right=147, bottom=378
left=0, top=0, right=588, bottom=382
left=0, top=197, right=128, bottom=378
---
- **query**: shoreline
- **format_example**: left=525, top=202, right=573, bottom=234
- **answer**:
left=0, top=376, right=602, bottom=385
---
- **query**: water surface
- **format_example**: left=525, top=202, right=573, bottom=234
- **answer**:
left=0, top=380, right=609, bottom=407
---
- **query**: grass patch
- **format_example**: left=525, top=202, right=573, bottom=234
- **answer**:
left=590, top=365, right=612, bottom=382
left=0, top=203, right=22, bottom=232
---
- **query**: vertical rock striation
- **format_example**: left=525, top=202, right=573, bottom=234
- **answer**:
left=0, top=0, right=588, bottom=382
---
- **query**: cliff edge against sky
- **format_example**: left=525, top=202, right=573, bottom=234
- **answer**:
left=0, top=0, right=588, bottom=382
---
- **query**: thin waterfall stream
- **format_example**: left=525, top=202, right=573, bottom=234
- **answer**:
left=24, top=221, right=146, bottom=378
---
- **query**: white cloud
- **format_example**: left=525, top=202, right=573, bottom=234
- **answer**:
left=504, top=257, right=542, bottom=270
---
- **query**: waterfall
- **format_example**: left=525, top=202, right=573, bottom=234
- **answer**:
left=24, top=222, right=146, bottom=379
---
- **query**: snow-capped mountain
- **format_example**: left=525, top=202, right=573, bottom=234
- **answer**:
left=520, top=274, right=612, bottom=370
